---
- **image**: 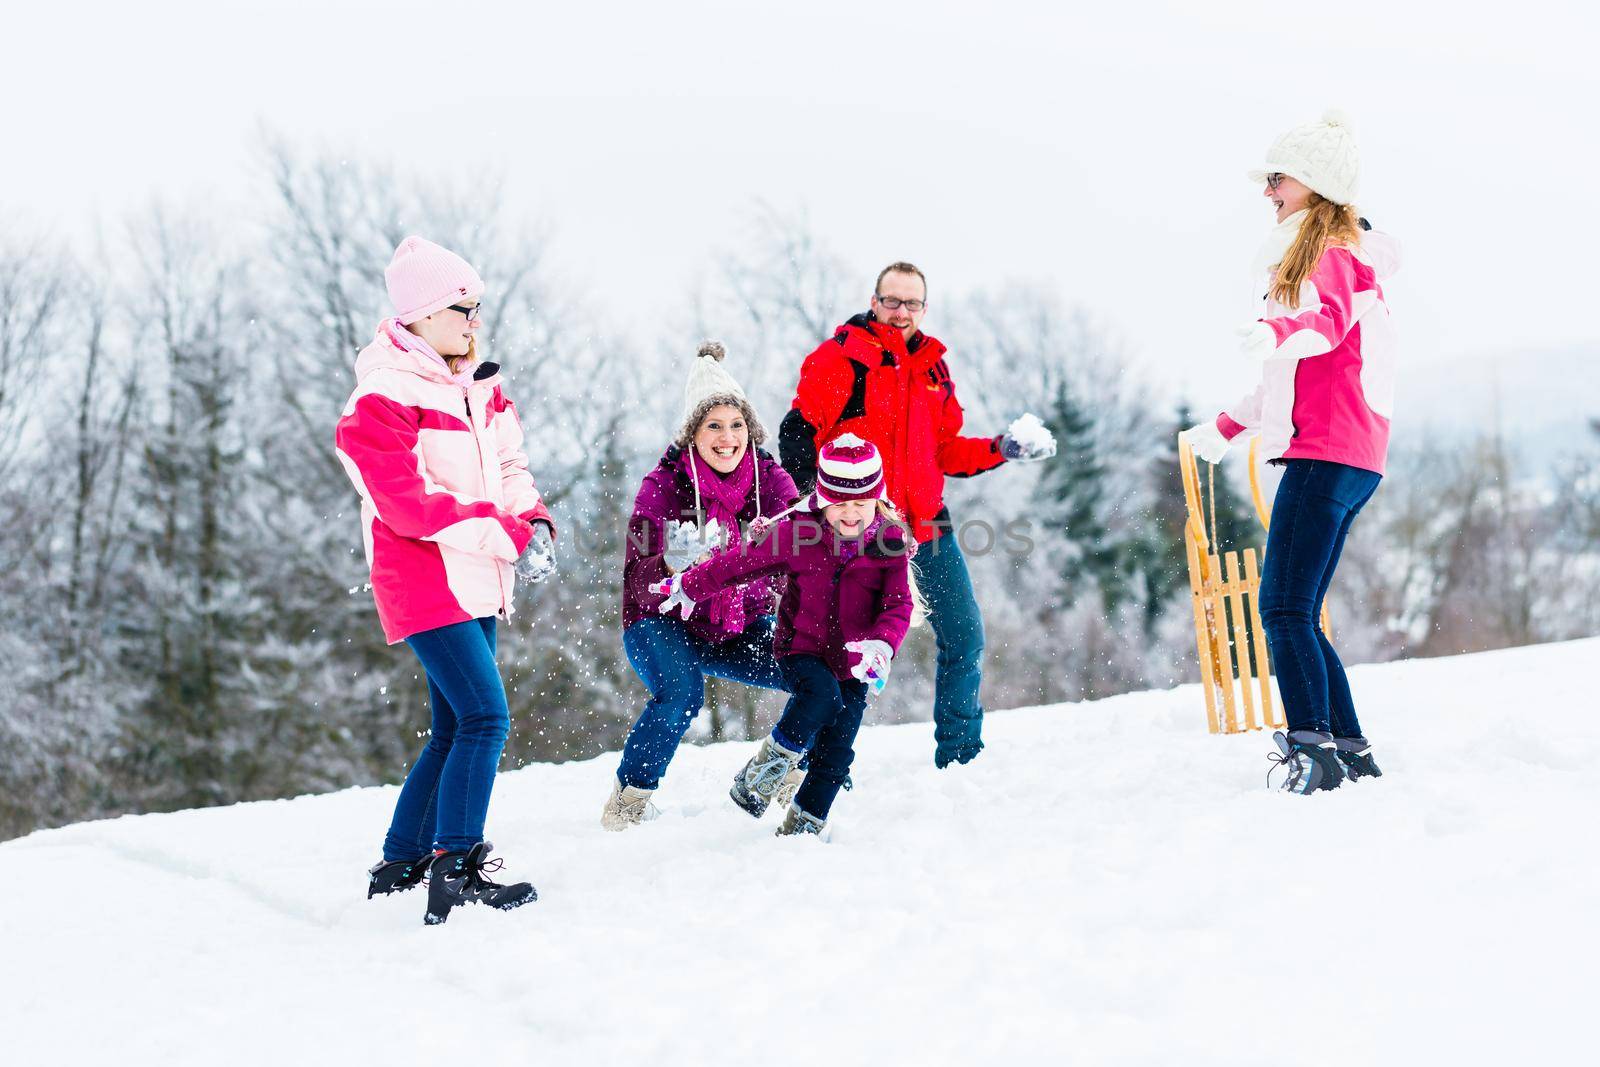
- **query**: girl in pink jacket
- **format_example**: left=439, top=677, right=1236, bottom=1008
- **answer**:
left=1185, top=111, right=1398, bottom=794
left=334, top=236, right=552, bottom=923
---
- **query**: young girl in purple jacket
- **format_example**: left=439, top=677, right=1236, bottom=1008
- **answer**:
left=653, top=435, right=914, bottom=836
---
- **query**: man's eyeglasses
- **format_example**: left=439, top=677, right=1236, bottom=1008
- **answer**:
left=448, top=303, right=484, bottom=320
left=875, top=295, right=925, bottom=312
left=1265, top=173, right=1286, bottom=191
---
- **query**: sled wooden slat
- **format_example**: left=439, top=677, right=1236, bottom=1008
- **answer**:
left=1224, top=551, right=1259, bottom=731
left=1207, top=552, right=1241, bottom=734
left=1242, top=548, right=1281, bottom=729
left=1185, top=535, right=1222, bottom=735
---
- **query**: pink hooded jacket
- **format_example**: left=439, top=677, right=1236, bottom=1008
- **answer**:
left=1218, top=232, right=1401, bottom=475
left=334, top=322, right=554, bottom=644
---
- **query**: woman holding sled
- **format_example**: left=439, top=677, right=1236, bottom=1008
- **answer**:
left=1184, top=111, right=1402, bottom=794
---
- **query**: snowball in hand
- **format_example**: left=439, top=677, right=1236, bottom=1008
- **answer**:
left=1002, top=413, right=1057, bottom=461
left=1007, top=413, right=1054, bottom=452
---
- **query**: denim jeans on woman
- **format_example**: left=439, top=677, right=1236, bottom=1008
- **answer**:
left=1258, top=459, right=1382, bottom=738
left=618, top=614, right=789, bottom=790
left=382, top=617, right=510, bottom=860
left=773, top=654, right=869, bottom=820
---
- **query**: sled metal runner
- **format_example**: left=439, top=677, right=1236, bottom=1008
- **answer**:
left=1179, top=435, right=1331, bottom=734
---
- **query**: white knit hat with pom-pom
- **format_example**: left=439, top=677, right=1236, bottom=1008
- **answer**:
left=1247, top=109, right=1360, bottom=205
left=676, top=340, right=768, bottom=448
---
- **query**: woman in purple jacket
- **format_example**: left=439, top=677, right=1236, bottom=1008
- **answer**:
left=602, top=342, right=800, bottom=830
left=653, top=435, right=915, bottom=837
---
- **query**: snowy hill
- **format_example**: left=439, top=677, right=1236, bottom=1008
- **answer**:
left=4, top=639, right=1597, bottom=1066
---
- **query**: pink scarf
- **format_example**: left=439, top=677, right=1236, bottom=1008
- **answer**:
left=680, top=447, right=763, bottom=633
left=382, top=318, right=477, bottom=389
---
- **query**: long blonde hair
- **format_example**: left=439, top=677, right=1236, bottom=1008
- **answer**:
left=875, top=499, right=928, bottom=629
left=1271, top=193, right=1364, bottom=309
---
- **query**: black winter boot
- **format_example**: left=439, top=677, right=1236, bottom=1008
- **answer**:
left=1334, top=736, right=1383, bottom=780
left=1269, top=730, right=1345, bottom=794
left=424, top=842, right=537, bottom=925
left=367, top=855, right=432, bottom=899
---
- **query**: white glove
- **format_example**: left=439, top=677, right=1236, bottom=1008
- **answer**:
left=845, top=639, right=893, bottom=693
left=1182, top=422, right=1233, bottom=465
left=663, top=520, right=716, bottom=574
left=514, top=524, right=556, bottom=584
left=1237, top=321, right=1277, bottom=361
left=649, top=573, right=697, bottom=620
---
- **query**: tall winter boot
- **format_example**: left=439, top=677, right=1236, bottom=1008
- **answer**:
left=774, top=767, right=804, bottom=810
left=600, top=777, right=660, bottom=831
left=775, top=801, right=827, bottom=838
left=1269, top=730, right=1346, bottom=794
left=424, top=841, right=537, bottom=925
left=1334, top=736, right=1383, bottom=780
left=729, top=734, right=804, bottom=819
left=367, top=855, right=432, bottom=899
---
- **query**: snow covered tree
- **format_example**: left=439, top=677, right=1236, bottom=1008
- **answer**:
left=1035, top=373, right=1117, bottom=610
left=110, top=211, right=259, bottom=809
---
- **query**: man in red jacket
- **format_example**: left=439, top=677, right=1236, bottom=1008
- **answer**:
left=779, top=262, right=1055, bottom=767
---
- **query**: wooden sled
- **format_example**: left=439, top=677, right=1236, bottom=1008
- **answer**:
left=1179, top=435, right=1331, bottom=734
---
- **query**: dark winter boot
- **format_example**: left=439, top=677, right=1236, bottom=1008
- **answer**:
left=1334, top=736, right=1383, bottom=780
left=367, top=855, right=432, bottom=899
left=729, top=734, right=804, bottom=819
left=775, top=801, right=826, bottom=838
left=423, top=842, right=537, bottom=925
left=1269, top=730, right=1345, bottom=794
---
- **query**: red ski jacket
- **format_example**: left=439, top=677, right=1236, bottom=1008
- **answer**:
left=779, top=313, right=1004, bottom=542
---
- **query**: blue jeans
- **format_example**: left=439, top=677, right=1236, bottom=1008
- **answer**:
left=911, top=529, right=986, bottom=767
left=384, top=617, right=510, bottom=859
left=1258, top=460, right=1382, bottom=737
left=618, top=615, right=789, bottom=790
left=775, top=654, right=868, bottom=821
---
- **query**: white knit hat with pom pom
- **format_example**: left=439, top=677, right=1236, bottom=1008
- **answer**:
left=1247, top=109, right=1360, bottom=206
left=676, top=340, right=768, bottom=448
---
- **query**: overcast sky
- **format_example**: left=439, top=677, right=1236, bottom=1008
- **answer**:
left=9, top=0, right=1597, bottom=435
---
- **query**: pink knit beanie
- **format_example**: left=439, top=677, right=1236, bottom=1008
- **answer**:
left=384, top=236, right=485, bottom=325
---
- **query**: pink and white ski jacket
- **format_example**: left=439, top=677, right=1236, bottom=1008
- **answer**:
left=1217, top=233, right=1401, bottom=475
left=334, top=322, right=555, bottom=644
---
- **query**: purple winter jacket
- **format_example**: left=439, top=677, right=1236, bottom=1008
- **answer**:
left=680, top=514, right=915, bottom=681
left=622, top=445, right=799, bottom=643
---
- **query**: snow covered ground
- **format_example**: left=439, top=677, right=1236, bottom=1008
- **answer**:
left=4, top=639, right=1596, bottom=1066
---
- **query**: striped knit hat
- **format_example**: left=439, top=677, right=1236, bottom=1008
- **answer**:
left=812, top=433, right=886, bottom=506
